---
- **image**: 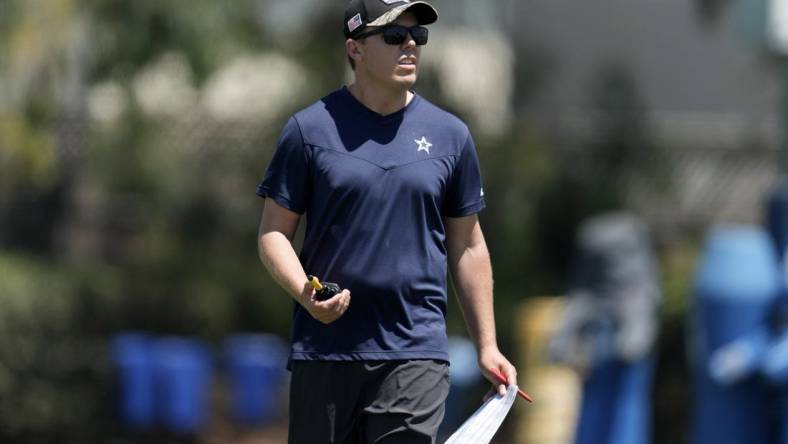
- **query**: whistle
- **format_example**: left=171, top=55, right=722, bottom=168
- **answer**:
left=307, top=275, right=342, bottom=301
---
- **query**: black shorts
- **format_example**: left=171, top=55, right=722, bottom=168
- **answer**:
left=288, top=359, right=450, bottom=444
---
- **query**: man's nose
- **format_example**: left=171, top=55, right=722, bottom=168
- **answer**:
left=401, top=34, right=417, bottom=49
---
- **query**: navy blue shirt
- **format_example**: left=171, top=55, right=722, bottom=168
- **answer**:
left=257, top=87, right=485, bottom=363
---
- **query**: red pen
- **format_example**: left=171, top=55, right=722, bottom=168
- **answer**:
left=488, top=367, right=534, bottom=403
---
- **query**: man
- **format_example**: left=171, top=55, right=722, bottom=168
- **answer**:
left=256, top=1, right=517, bottom=442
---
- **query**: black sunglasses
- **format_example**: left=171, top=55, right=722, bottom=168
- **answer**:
left=354, top=25, right=429, bottom=46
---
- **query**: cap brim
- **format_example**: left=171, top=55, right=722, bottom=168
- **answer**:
left=367, top=1, right=438, bottom=27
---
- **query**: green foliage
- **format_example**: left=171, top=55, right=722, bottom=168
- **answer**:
left=479, top=125, right=557, bottom=296
left=0, top=114, right=57, bottom=188
left=0, top=254, right=115, bottom=441
left=660, top=238, right=702, bottom=320
left=87, top=0, right=266, bottom=83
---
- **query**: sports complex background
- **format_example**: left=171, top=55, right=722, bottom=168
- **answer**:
left=2, top=1, right=788, bottom=443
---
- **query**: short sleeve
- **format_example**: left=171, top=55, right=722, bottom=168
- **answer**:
left=256, top=117, right=311, bottom=214
left=445, top=132, right=486, bottom=218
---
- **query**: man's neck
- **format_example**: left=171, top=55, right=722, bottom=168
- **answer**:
left=347, top=81, right=413, bottom=116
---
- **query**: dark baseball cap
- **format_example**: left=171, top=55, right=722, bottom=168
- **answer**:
left=344, top=0, right=438, bottom=39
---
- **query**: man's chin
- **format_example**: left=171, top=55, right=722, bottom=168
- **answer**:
left=391, top=73, right=417, bottom=89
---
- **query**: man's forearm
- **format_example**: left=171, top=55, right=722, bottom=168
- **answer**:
left=258, top=231, right=308, bottom=301
left=450, top=232, right=518, bottom=391
left=450, top=243, right=498, bottom=351
left=257, top=201, right=351, bottom=325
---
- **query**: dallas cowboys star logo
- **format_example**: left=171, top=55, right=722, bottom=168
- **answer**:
left=415, top=136, right=432, bottom=154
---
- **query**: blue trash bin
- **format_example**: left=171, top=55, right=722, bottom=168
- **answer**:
left=692, top=226, right=781, bottom=444
left=766, top=181, right=788, bottom=444
left=224, top=334, right=287, bottom=426
left=764, top=318, right=788, bottom=444
left=570, top=313, right=655, bottom=444
left=575, top=353, right=655, bottom=444
left=111, top=333, right=156, bottom=430
left=153, top=337, right=213, bottom=434
left=767, top=181, right=788, bottom=261
left=708, top=327, right=770, bottom=385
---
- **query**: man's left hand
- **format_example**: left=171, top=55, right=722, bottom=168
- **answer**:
left=478, top=346, right=517, bottom=398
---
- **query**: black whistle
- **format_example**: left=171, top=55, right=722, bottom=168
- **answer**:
left=307, top=275, right=341, bottom=301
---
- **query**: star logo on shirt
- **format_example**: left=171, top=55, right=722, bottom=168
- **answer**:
left=415, top=136, right=432, bottom=154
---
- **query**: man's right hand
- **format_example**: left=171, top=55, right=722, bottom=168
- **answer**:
left=299, top=282, right=351, bottom=324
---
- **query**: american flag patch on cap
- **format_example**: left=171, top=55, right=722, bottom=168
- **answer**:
left=347, top=13, right=363, bottom=33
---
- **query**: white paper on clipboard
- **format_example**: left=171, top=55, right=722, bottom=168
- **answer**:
left=443, top=385, right=518, bottom=444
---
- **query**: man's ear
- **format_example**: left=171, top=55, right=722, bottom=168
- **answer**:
left=346, top=38, right=363, bottom=64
